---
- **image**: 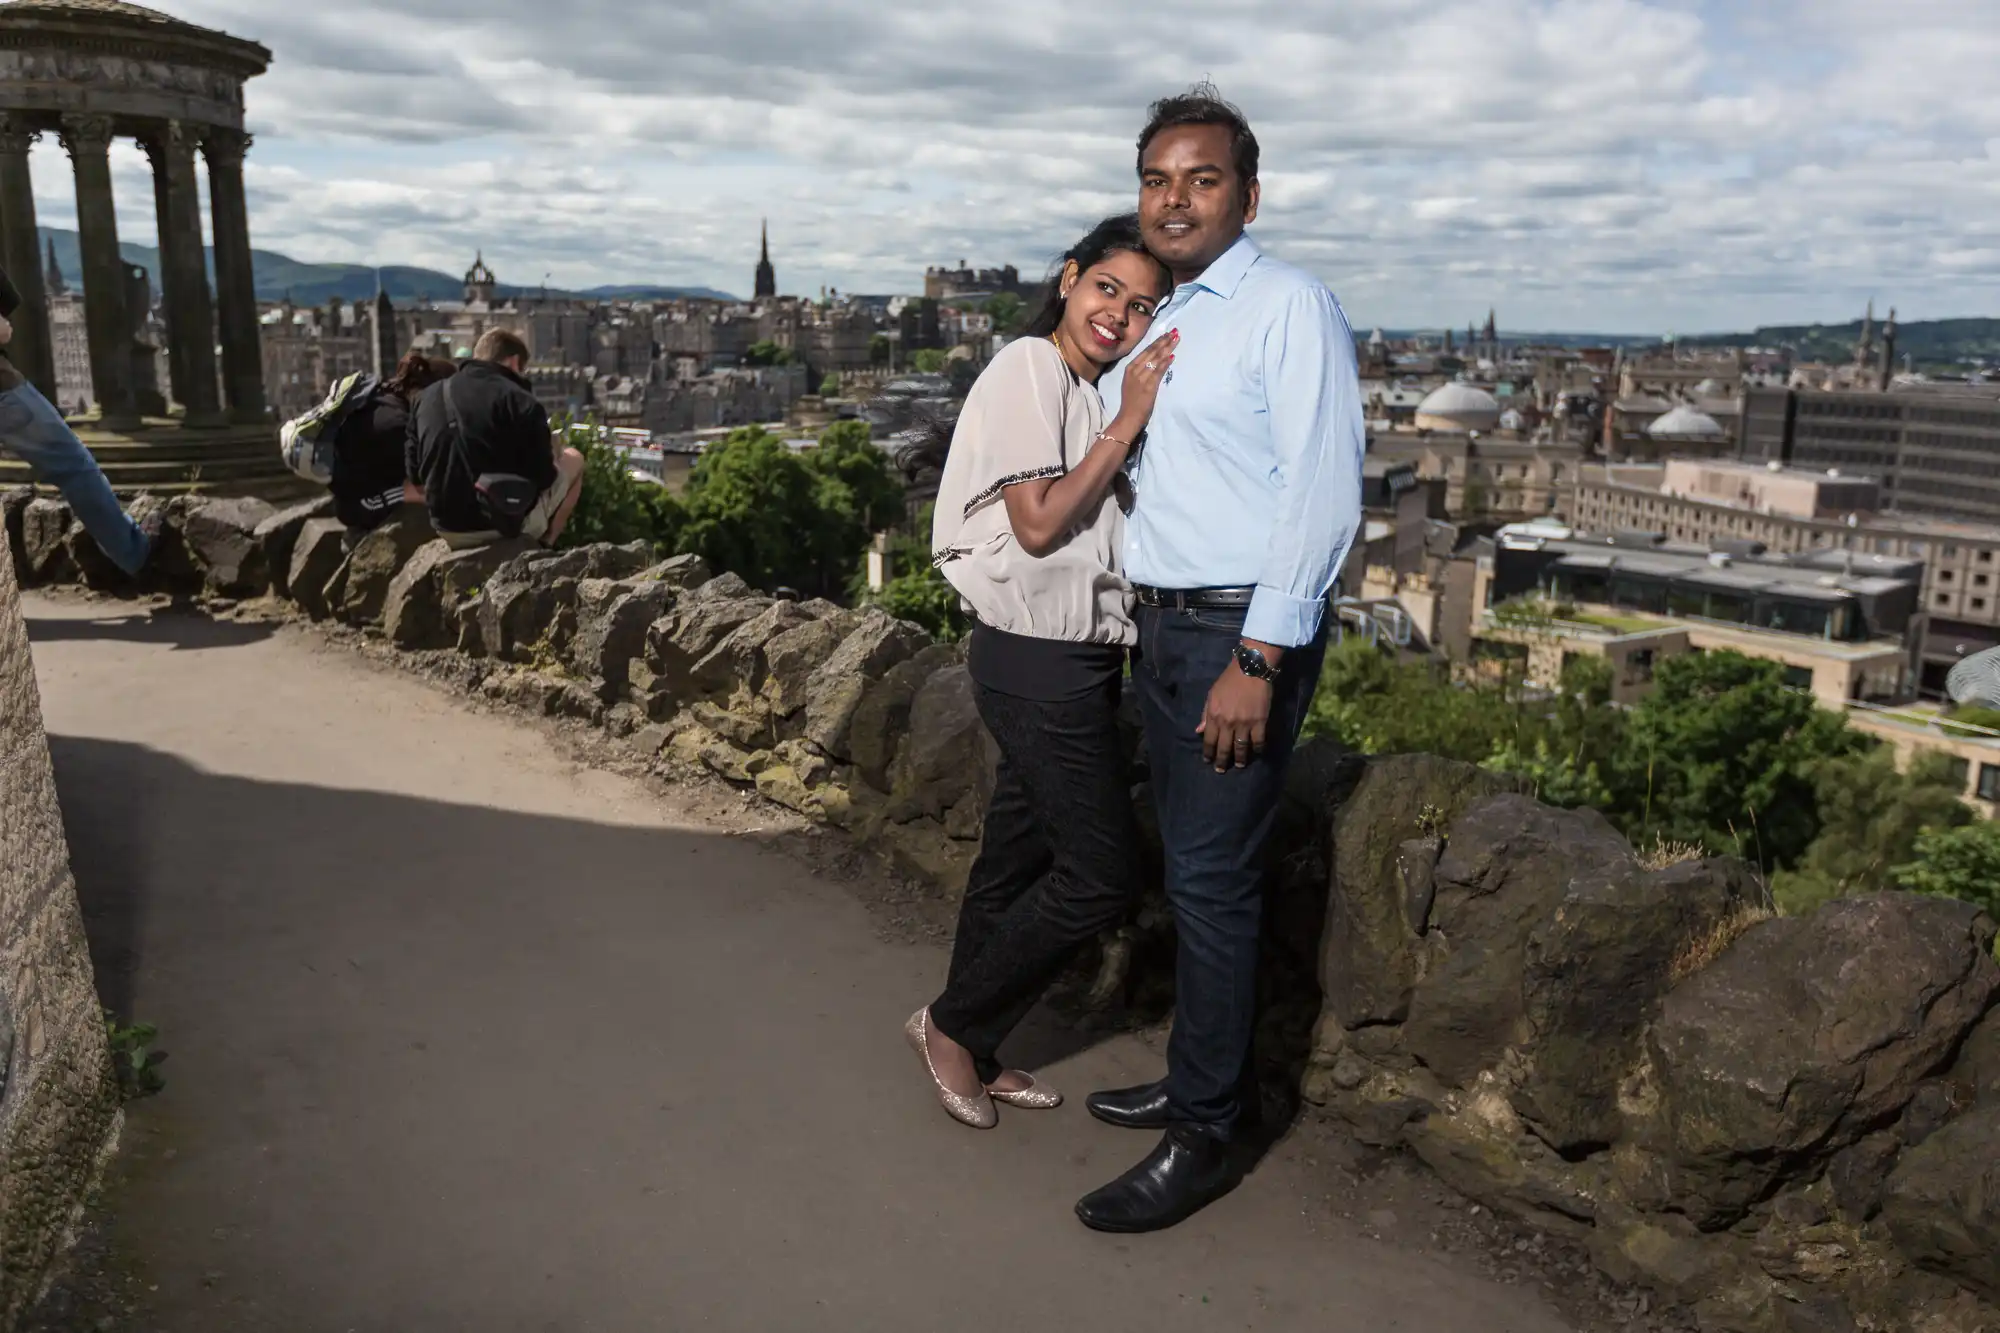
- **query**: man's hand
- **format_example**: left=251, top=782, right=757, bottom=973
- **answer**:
left=1197, top=654, right=1275, bottom=772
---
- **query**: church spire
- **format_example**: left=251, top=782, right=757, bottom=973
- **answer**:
left=44, top=235, right=64, bottom=296
left=754, top=218, right=777, bottom=299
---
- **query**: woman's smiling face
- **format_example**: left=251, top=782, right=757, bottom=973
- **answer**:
left=1058, top=249, right=1170, bottom=368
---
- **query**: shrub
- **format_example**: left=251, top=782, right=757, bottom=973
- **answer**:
left=555, top=422, right=684, bottom=553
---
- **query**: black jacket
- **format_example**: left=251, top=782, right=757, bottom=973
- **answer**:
left=330, top=389, right=412, bottom=531
left=405, top=360, right=557, bottom=535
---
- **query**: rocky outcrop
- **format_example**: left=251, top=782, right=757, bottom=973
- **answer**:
left=179, top=496, right=277, bottom=599
left=0, top=532, right=121, bottom=1325
left=18, top=491, right=2000, bottom=1333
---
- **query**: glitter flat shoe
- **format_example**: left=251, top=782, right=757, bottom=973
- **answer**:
left=988, top=1074, right=1063, bottom=1110
left=905, top=1008, right=997, bottom=1130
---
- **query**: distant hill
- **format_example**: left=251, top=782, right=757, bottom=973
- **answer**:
left=1674, top=318, right=2000, bottom=368
left=33, top=227, right=736, bottom=306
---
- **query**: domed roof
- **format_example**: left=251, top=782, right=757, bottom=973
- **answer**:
left=1648, top=405, right=1728, bottom=441
left=1414, top=382, right=1501, bottom=432
left=0, top=0, right=270, bottom=71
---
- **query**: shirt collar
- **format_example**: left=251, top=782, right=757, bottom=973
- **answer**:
left=1185, top=232, right=1261, bottom=301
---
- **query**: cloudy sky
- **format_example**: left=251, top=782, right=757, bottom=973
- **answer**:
left=25, top=0, right=2000, bottom=333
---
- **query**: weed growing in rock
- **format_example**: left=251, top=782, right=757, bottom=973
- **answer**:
left=1667, top=905, right=1775, bottom=983
left=103, top=1011, right=164, bottom=1100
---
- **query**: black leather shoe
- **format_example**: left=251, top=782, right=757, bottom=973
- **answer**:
left=1075, top=1126, right=1239, bottom=1233
left=1086, top=1079, right=1171, bottom=1130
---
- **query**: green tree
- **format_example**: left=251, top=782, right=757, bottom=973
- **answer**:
left=847, top=503, right=965, bottom=641
left=552, top=420, right=684, bottom=552
left=984, top=292, right=1025, bottom=336
left=1305, top=636, right=1529, bottom=763
left=868, top=334, right=891, bottom=367
left=1894, top=821, right=2000, bottom=942
left=1611, top=651, right=1861, bottom=870
left=676, top=427, right=832, bottom=594
left=801, top=420, right=904, bottom=594
left=1485, top=656, right=1622, bottom=808
left=1773, top=748, right=1974, bottom=915
left=911, top=348, right=948, bottom=374
left=744, top=340, right=793, bottom=367
left=819, top=373, right=841, bottom=397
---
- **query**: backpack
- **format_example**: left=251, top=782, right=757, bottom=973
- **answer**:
left=279, top=371, right=378, bottom=483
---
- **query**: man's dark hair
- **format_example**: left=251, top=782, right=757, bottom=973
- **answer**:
left=473, top=328, right=530, bottom=365
left=1136, top=82, right=1259, bottom=207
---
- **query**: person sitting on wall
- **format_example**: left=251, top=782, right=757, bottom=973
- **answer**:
left=0, top=265, right=156, bottom=575
left=405, top=328, right=584, bottom=550
left=330, top=353, right=456, bottom=534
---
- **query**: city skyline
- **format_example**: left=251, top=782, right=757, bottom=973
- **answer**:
left=14, top=0, right=1999, bottom=334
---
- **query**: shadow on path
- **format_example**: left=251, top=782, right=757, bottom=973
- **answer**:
left=27, top=608, right=277, bottom=652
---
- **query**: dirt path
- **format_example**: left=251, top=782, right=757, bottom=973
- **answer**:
left=25, top=593, right=1580, bottom=1333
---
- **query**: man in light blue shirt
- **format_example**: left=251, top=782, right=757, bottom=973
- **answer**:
left=1077, top=86, right=1364, bottom=1235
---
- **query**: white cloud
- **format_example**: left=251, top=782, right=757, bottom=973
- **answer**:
left=22, top=0, right=1995, bottom=331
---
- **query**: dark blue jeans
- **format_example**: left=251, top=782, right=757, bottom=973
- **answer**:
left=1134, top=603, right=1326, bottom=1137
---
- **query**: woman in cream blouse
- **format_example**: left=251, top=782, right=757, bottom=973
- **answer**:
left=906, top=215, right=1176, bottom=1128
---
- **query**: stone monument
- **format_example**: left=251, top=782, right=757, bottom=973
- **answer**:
left=0, top=1, right=294, bottom=494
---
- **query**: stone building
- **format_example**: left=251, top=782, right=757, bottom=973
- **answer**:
left=923, top=261, right=1028, bottom=301
left=1738, top=382, right=2000, bottom=525
left=1564, top=458, right=2000, bottom=696
left=260, top=293, right=371, bottom=420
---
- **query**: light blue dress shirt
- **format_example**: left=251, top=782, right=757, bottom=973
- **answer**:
left=1102, top=233, right=1364, bottom=649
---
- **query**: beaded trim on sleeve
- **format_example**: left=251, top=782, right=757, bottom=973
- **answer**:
left=962, top=466, right=1065, bottom=519
left=931, top=546, right=970, bottom=569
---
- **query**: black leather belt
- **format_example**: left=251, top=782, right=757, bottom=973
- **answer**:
left=1133, top=585, right=1257, bottom=610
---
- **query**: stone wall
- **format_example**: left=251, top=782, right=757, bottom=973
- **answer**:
left=0, top=526, right=120, bottom=1329
left=10, top=488, right=2000, bottom=1333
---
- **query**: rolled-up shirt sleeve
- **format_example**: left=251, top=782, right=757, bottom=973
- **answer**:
left=1242, top=285, right=1364, bottom=649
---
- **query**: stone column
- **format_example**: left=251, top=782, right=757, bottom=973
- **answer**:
left=142, top=121, right=223, bottom=427
left=0, top=115, right=54, bottom=400
left=202, top=127, right=264, bottom=424
left=59, top=114, right=137, bottom=429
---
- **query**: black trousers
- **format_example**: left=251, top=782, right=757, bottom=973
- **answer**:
left=929, top=676, right=1139, bottom=1083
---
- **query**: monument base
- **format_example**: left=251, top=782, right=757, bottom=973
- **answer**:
left=0, top=414, right=317, bottom=500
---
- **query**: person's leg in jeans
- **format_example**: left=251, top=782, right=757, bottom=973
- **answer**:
left=0, top=382, right=149, bottom=575
left=926, top=680, right=1139, bottom=1092
left=1134, top=605, right=1325, bottom=1139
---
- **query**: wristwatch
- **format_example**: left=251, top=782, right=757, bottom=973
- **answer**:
left=1233, top=643, right=1278, bottom=682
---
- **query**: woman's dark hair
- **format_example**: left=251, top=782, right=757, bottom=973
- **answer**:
left=900, top=214, right=1166, bottom=475
left=382, top=352, right=456, bottom=401
left=1020, top=212, right=1165, bottom=339
left=1136, top=82, right=1259, bottom=209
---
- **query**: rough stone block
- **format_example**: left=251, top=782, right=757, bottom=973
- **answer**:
left=1400, top=794, right=1638, bottom=1088
left=181, top=495, right=278, bottom=598
left=800, top=611, right=933, bottom=758
left=886, top=663, right=991, bottom=823
left=1322, top=758, right=1521, bottom=1035
left=337, top=506, right=436, bottom=626
left=848, top=643, right=959, bottom=795
left=570, top=579, right=676, bottom=697
left=690, top=600, right=819, bottom=694
left=253, top=494, right=336, bottom=599
left=760, top=610, right=863, bottom=717
left=288, top=518, right=350, bottom=620
left=20, top=497, right=73, bottom=584
left=1647, top=895, right=1999, bottom=1230
left=1883, top=1104, right=2000, bottom=1303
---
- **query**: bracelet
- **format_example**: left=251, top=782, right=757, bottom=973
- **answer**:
left=1094, top=431, right=1133, bottom=451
